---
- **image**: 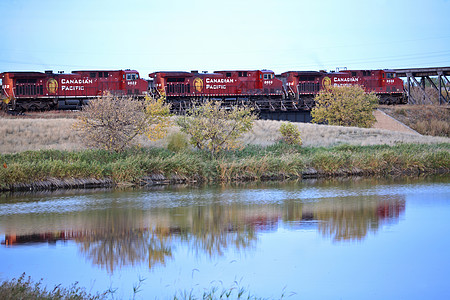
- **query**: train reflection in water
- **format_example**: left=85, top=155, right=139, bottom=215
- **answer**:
left=1, top=195, right=405, bottom=273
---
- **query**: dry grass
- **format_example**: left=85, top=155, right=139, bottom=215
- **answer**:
left=240, top=120, right=450, bottom=147
left=380, top=105, right=450, bottom=137
left=408, top=86, right=448, bottom=105
left=0, top=118, right=84, bottom=153
left=1, top=115, right=449, bottom=154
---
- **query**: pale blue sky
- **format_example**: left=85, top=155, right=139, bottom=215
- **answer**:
left=1, top=0, right=449, bottom=78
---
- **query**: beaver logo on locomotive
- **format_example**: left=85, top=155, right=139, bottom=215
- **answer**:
left=322, top=76, right=332, bottom=90
left=193, top=77, right=203, bottom=92
left=46, top=78, right=58, bottom=94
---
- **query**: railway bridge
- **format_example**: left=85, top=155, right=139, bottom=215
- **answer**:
left=394, top=67, right=450, bottom=105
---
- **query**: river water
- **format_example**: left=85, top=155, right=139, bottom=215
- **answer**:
left=1, top=176, right=449, bottom=299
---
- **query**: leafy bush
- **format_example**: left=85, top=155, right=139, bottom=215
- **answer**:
left=311, top=85, right=378, bottom=128
left=177, top=101, right=256, bottom=158
left=74, top=94, right=171, bottom=152
left=279, top=122, right=302, bottom=146
left=167, top=132, right=189, bottom=152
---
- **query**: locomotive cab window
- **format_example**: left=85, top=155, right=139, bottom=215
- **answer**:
left=126, top=74, right=138, bottom=80
left=386, top=73, right=394, bottom=78
left=238, top=71, right=248, bottom=77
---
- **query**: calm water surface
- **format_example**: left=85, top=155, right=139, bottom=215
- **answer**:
left=1, top=176, right=449, bottom=299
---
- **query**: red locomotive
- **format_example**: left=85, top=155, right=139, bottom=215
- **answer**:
left=149, top=69, right=286, bottom=112
left=280, top=69, right=406, bottom=109
left=0, top=69, right=147, bottom=111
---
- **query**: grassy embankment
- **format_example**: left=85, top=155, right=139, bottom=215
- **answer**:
left=1, top=142, right=449, bottom=191
left=380, top=105, right=450, bottom=137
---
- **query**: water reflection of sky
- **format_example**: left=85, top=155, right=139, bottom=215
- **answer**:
left=0, top=177, right=449, bottom=299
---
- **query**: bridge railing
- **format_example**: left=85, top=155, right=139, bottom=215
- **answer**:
left=394, top=67, right=450, bottom=105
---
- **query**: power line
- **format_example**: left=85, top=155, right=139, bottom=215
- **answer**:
left=1, top=35, right=449, bottom=57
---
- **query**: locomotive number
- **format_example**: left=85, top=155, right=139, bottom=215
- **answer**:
left=264, top=80, right=273, bottom=85
left=2, top=84, right=10, bottom=89
left=127, top=81, right=137, bottom=86
left=386, top=79, right=394, bottom=84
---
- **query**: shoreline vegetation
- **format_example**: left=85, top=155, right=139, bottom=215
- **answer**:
left=1, top=105, right=449, bottom=192
left=0, top=273, right=274, bottom=300
left=1, top=142, right=449, bottom=192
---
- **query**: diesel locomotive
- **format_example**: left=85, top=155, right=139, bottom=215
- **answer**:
left=0, top=69, right=148, bottom=111
left=148, top=69, right=291, bottom=112
left=280, top=69, right=405, bottom=109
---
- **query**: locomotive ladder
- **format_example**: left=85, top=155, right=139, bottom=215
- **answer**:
left=394, top=67, right=450, bottom=105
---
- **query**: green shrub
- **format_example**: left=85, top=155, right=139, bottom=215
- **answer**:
left=279, top=122, right=302, bottom=146
left=74, top=94, right=171, bottom=152
left=311, top=85, right=378, bottom=128
left=177, top=101, right=256, bottom=158
left=167, top=132, right=189, bottom=152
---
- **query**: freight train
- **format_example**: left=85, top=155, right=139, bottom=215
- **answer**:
left=1, top=68, right=405, bottom=112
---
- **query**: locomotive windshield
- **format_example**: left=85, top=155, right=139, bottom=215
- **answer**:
left=126, top=73, right=139, bottom=80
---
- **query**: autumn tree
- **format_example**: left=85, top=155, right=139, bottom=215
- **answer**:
left=176, top=101, right=256, bottom=158
left=74, top=93, right=171, bottom=152
left=311, top=85, right=379, bottom=128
